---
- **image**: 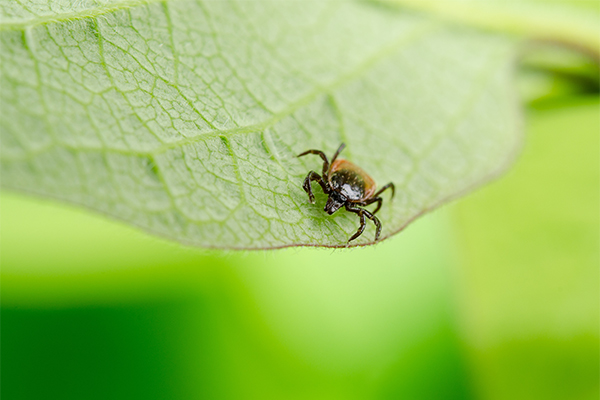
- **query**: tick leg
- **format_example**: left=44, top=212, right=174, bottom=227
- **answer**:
left=302, top=171, right=329, bottom=204
left=346, top=205, right=382, bottom=242
left=345, top=205, right=366, bottom=243
left=358, top=196, right=383, bottom=214
left=364, top=208, right=382, bottom=241
left=298, top=149, right=329, bottom=177
left=372, top=198, right=383, bottom=215
left=373, top=182, right=395, bottom=199
left=357, top=183, right=394, bottom=214
left=330, top=143, right=346, bottom=165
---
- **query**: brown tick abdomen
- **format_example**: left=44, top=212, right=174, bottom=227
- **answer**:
left=328, top=159, right=376, bottom=201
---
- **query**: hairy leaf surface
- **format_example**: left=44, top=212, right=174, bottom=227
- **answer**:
left=1, top=0, right=524, bottom=248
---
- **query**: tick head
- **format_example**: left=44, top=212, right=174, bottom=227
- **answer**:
left=324, top=192, right=345, bottom=215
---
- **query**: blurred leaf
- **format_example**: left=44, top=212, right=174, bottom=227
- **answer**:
left=381, top=0, right=600, bottom=56
left=518, top=43, right=599, bottom=104
left=452, top=98, right=599, bottom=400
left=1, top=0, right=523, bottom=248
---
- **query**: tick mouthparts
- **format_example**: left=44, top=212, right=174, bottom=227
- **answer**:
left=324, top=196, right=343, bottom=215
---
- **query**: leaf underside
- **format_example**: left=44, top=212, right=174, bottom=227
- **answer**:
left=0, top=0, right=522, bottom=249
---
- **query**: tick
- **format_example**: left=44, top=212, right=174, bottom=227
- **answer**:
left=298, top=143, right=395, bottom=243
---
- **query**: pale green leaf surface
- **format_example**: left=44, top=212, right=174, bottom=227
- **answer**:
left=0, top=0, right=521, bottom=248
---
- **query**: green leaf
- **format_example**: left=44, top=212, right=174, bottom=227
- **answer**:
left=1, top=0, right=526, bottom=249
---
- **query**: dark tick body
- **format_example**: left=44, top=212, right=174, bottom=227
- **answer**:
left=298, top=143, right=395, bottom=243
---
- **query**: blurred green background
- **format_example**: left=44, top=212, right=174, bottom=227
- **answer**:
left=2, top=55, right=599, bottom=400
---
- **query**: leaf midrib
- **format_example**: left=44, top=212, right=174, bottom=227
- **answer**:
left=2, top=20, right=440, bottom=163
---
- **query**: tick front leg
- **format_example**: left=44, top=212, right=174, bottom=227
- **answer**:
left=297, top=149, right=330, bottom=177
left=302, top=171, right=329, bottom=204
left=330, top=143, right=346, bottom=165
